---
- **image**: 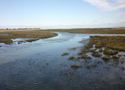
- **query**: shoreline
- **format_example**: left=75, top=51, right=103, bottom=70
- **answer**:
left=0, top=31, right=58, bottom=44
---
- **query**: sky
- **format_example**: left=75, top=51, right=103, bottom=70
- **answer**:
left=0, top=0, right=125, bottom=29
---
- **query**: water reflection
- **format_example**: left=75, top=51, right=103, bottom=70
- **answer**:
left=0, top=32, right=125, bottom=90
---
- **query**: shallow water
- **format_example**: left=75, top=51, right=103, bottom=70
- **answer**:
left=0, top=34, right=8, bottom=36
left=0, top=32, right=125, bottom=90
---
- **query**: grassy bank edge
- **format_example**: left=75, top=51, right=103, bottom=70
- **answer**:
left=0, top=31, right=58, bottom=44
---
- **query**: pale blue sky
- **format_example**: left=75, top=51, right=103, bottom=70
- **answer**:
left=0, top=0, right=125, bottom=28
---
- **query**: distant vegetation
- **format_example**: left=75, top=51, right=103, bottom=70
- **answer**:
left=41, top=28, right=125, bottom=34
left=1, top=28, right=125, bottom=34
left=0, top=28, right=40, bottom=30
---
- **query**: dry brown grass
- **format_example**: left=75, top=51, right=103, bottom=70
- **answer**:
left=76, top=35, right=125, bottom=60
left=69, top=56, right=75, bottom=60
left=41, top=28, right=125, bottom=34
left=102, top=56, right=109, bottom=60
left=62, top=53, right=69, bottom=56
left=0, top=31, right=58, bottom=44
left=26, top=39, right=40, bottom=42
left=80, top=55, right=91, bottom=60
left=112, top=55, right=119, bottom=59
left=86, top=36, right=125, bottom=51
left=71, top=65, right=82, bottom=70
left=2, top=28, right=125, bottom=34
left=92, top=51, right=102, bottom=57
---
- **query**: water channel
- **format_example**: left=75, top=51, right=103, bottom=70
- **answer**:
left=0, top=32, right=125, bottom=90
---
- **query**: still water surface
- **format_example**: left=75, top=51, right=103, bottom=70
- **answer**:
left=0, top=32, right=125, bottom=90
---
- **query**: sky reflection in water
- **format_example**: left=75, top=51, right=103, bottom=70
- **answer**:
left=0, top=32, right=125, bottom=90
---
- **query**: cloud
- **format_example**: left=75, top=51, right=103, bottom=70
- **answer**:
left=83, top=0, right=125, bottom=11
left=116, top=11, right=125, bottom=15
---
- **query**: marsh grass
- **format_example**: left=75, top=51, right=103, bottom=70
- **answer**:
left=26, top=39, right=39, bottom=42
left=83, top=36, right=125, bottom=60
left=87, top=36, right=125, bottom=51
left=0, top=31, right=58, bottom=44
left=71, top=65, right=82, bottom=70
left=62, top=53, right=69, bottom=56
left=67, top=35, right=124, bottom=63
left=68, top=56, right=75, bottom=60
left=84, top=64, right=98, bottom=69
left=102, top=56, right=109, bottom=60
left=112, top=55, right=119, bottom=59
left=41, top=28, right=125, bottom=34
left=92, top=51, right=102, bottom=57
left=80, top=55, right=91, bottom=60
